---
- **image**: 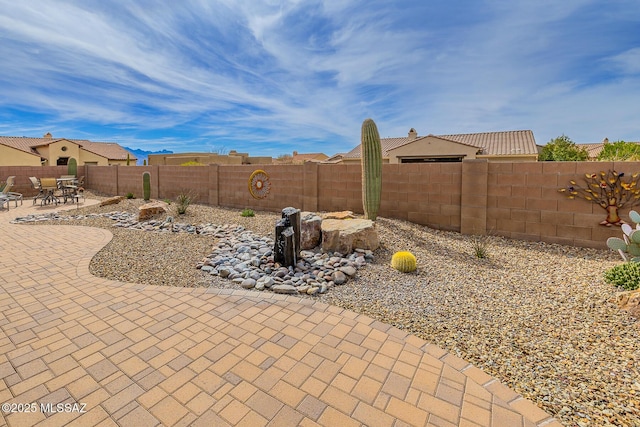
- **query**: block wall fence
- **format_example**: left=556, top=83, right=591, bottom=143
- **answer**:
left=3, top=160, right=639, bottom=249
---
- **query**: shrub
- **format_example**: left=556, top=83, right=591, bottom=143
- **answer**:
left=241, top=208, right=255, bottom=217
left=391, top=251, right=417, bottom=273
left=472, top=236, right=489, bottom=258
left=604, top=262, right=640, bottom=290
left=180, top=161, right=206, bottom=166
left=126, top=192, right=135, bottom=199
left=539, top=135, right=588, bottom=161
left=175, top=192, right=193, bottom=214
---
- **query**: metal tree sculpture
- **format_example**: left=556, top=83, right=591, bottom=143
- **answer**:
left=559, top=170, right=640, bottom=226
left=248, top=169, right=271, bottom=199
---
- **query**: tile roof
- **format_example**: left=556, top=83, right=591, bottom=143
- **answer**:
left=336, top=130, right=538, bottom=159
left=292, top=152, right=328, bottom=162
left=0, top=135, right=135, bottom=160
left=576, top=141, right=640, bottom=159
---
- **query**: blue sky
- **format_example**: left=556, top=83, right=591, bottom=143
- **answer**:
left=1, top=1, right=639, bottom=157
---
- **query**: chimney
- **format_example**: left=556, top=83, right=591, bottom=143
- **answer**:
left=44, top=132, right=52, bottom=139
left=603, top=137, right=609, bottom=144
left=408, top=128, right=417, bottom=141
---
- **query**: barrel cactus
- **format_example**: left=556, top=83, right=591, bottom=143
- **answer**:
left=361, top=118, right=382, bottom=220
left=143, top=172, right=151, bottom=201
left=607, top=210, right=640, bottom=261
left=391, top=251, right=417, bottom=273
left=67, top=158, right=77, bottom=176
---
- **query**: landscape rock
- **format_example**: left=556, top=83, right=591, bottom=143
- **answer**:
left=138, top=201, right=169, bottom=221
left=99, top=196, right=124, bottom=207
left=241, top=278, right=256, bottom=289
left=300, top=212, right=322, bottom=250
left=321, top=219, right=379, bottom=254
left=271, top=284, right=298, bottom=294
left=322, top=211, right=356, bottom=220
left=615, top=289, right=640, bottom=318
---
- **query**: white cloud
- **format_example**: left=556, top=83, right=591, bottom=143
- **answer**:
left=0, top=0, right=638, bottom=155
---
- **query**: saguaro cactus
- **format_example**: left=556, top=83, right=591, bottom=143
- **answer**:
left=143, top=172, right=151, bottom=201
left=67, top=158, right=77, bottom=176
left=361, top=118, right=382, bottom=220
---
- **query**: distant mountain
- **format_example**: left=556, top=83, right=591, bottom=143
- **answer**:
left=123, top=147, right=173, bottom=165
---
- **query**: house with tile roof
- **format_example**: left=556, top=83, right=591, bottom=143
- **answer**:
left=576, top=138, right=640, bottom=160
left=326, top=129, right=539, bottom=163
left=0, top=133, right=136, bottom=167
left=274, top=151, right=329, bottom=164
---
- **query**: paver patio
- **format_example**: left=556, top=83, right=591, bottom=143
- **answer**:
left=0, top=201, right=562, bottom=426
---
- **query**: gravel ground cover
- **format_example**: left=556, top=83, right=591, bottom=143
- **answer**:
left=24, top=194, right=639, bottom=427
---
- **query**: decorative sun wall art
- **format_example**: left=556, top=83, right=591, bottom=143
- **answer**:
left=248, top=169, right=271, bottom=199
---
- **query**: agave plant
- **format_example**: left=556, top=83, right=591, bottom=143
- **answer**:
left=607, top=210, right=640, bottom=261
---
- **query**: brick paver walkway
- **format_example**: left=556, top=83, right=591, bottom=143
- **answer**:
left=0, top=201, right=562, bottom=426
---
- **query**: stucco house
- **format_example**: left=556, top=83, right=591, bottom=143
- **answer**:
left=274, top=151, right=329, bottom=164
left=0, top=133, right=136, bottom=166
left=326, top=129, right=539, bottom=163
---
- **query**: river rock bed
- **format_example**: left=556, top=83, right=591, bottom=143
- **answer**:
left=12, top=209, right=374, bottom=294
left=197, top=230, right=373, bottom=295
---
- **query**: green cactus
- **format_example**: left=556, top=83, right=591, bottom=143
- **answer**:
left=143, top=172, right=151, bottom=201
left=126, top=153, right=131, bottom=166
left=607, top=210, right=640, bottom=261
left=391, top=251, right=417, bottom=273
left=67, top=158, right=77, bottom=176
left=361, top=118, right=382, bottom=220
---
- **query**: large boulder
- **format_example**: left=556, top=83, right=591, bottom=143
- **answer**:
left=138, top=201, right=168, bottom=221
left=615, top=290, right=640, bottom=318
left=321, top=219, right=379, bottom=254
left=99, top=196, right=124, bottom=207
left=300, top=212, right=322, bottom=250
left=322, top=211, right=356, bottom=220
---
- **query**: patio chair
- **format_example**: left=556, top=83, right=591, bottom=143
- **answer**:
left=39, top=177, right=60, bottom=205
left=29, top=177, right=45, bottom=205
left=1, top=176, right=23, bottom=207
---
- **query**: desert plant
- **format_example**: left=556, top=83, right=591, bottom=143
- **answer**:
left=175, top=192, right=193, bottom=214
left=607, top=210, right=640, bottom=261
left=604, top=262, right=640, bottom=290
left=241, top=208, right=255, bottom=217
left=126, top=153, right=131, bottom=166
left=142, top=172, right=151, bottom=201
left=180, top=161, right=206, bottom=166
left=126, top=192, right=135, bottom=199
left=143, top=159, right=147, bottom=166
left=67, top=158, right=77, bottom=176
left=560, top=170, right=640, bottom=226
left=391, top=251, right=417, bottom=273
left=472, top=236, right=489, bottom=258
left=361, top=118, right=382, bottom=220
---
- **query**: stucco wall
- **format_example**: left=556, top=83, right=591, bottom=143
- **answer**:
left=0, top=145, right=41, bottom=166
